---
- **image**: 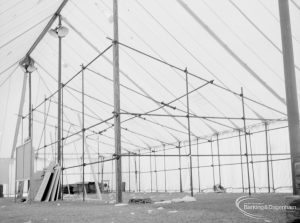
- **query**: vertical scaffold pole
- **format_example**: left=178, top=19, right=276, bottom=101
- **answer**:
left=210, top=139, right=216, bottom=186
left=241, top=87, right=251, bottom=196
left=28, top=71, right=33, bottom=204
left=267, top=125, right=276, bottom=192
left=97, top=135, right=100, bottom=183
left=113, top=0, right=122, bottom=203
left=134, top=154, right=138, bottom=192
left=154, top=150, right=158, bottom=192
left=264, top=123, right=271, bottom=193
left=61, top=84, right=64, bottom=200
left=44, top=96, right=46, bottom=168
left=269, top=143, right=275, bottom=192
left=248, top=131, right=256, bottom=193
left=81, top=64, right=85, bottom=202
left=138, top=150, right=141, bottom=192
left=57, top=15, right=62, bottom=166
left=101, top=156, right=104, bottom=192
left=128, top=153, right=130, bottom=192
left=163, top=145, right=167, bottom=192
left=111, top=160, right=114, bottom=192
left=278, top=0, right=300, bottom=195
left=29, top=111, right=33, bottom=203
left=238, top=130, right=245, bottom=193
left=54, top=126, right=57, bottom=161
left=178, top=142, right=183, bottom=193
left=216, top=134, right=221, bottom=185
left=185, top=68, right=194, bottom=196
left=28, top=71, right=32, bottom=139
left=196, top=138, right=201, bottom=193
left=149, top=149, right=153, bottom=193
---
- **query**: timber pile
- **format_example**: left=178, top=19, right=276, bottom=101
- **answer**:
left=34, top=163, right=61, bottom=202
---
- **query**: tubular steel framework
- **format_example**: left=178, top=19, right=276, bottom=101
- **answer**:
left=8, top=0, right=298, bottom=202
left=16, top=39, right=292, bottom=200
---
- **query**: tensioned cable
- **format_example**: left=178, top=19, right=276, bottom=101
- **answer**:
left=65, top=84, right=170, bottom=149
left=86, top=67, right=235, bottom=133
left=0, top=5, right=57, bottom=39
left=0, top=0, right=23, bottom=16
left=256, top=0, right=300, bottom=47
left=0, top=15, right=52, bottom=50
left=53, top=13, right=286, bottom=157
left=85, top=68, right=184, bottom=134
left=31, top=108, right=135, bottom=154
left=134, top=0, right=285, bottom=118
left=202, top=0, right=284, bottom=83
left=61, top=15, right=213, bottom=140
left=37, top=63, right=169, bottom=151
left=120, top=152, right=290, bottom=157
left=50, top=77, right=173, bottom=151
left=37, top=70, right=98, bottom=139
left=87, top=69, right=233, bottom=138
left=176, top=0, right=286, bottom=105
left=139, top=124, right=288, bottom=155
left=154, top=0, right=256, bottom=126
left=138, top=157, right=291, bottom=175
left=111, top=38, right=286, bottom=117
left=34, top=72, right=42, bottom=105
left=131, top=81, right=211, bottom=115
left=85, top=157, right=290, bottom=175
left=119, top=112, right=285, bottom=122
left=121, top=45, right=216, bottom=135
left=22, top=44, right=112, bottom=119
left=63, top=17, right=239, bottom=144
left=227, top=0, right=300, bottom=73
left=291, top=0, right=300, bottom=11
left=0, top=73, right=12, bottom=151
left=31, top=114, right=136, bottom=153
left=158, top=1, right=264, bottom=123
left=35, top=115, right=115, bottom=151
left=36, top=69, right=52, bottom=93
left=0, top=0, right=54, bottom=29
left=0, top=64, right=18, bottom=87
left=63, top=85, right=151, bottom=149
left=0, top=60, right=19, bottom=77
left=38, top=37, right=176, bottom=150
left=99, top=0, right=239, bottom=130
left=36, top=96, right=52, bottom=150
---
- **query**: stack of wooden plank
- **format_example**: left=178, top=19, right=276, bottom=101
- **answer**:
left=34, top=163, right=61, bottom=202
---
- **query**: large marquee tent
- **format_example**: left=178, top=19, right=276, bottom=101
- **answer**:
left=0, top=0, right=299, bottom=198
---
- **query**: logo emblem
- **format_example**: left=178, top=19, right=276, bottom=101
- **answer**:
left=235, top=196, right=272, bottom=222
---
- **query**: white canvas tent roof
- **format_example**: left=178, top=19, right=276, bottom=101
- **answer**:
left=0, top=0, right=299, bottom=192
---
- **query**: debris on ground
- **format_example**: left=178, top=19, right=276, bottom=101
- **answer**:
left=147, top=209, right=153, bottom=214
left=213, top=184, right=226, bottom=193
left=168, top=210, right=178, bottom=213
left=128, top=198, right=152, bottom=204
left=157, top=207, right=164, bottom=210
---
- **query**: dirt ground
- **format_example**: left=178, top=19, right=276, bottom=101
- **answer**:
left=0, top=192, right=290, bottom=223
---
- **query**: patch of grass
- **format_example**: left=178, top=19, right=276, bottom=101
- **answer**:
left=0, top=193, right=288, bottom=223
